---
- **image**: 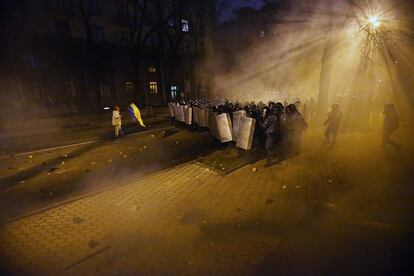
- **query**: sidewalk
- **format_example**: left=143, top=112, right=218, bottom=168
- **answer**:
left=0, top=127, right=413, bottom=275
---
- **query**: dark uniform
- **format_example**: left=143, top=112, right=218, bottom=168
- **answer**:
left=259, top=109, right=281, bottom=166
left=324, top=104, right=342, bottom=145
left=286, top=104, right=308, bottom=157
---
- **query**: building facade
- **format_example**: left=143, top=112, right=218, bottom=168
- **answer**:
left=0, top=0, right=215, bottom=120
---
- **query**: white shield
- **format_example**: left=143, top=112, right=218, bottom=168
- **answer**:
left=185, top=106, right=192, bottom=125
left=216, top=113, right=233, bottom=143
left=236, top=117, right=256, bottom=150
left=232, top=110, right=246, bottom=141
left=168, top=103, right=174, bottom=117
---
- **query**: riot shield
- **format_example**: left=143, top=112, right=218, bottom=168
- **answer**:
left=168, top=103, right=174, bottom=117
left=232, top=110, right=246, bottom=141
left=199, top=108, right=209, bottom=127
left=185, top=106, right=192, bottom=125
left=208, top=110, right=220, bottom=139
left=216, top=113, right=233, bottom=142
left=193, top=107, right=199, bottom=125
left=236, top=117, right=256, bottom=150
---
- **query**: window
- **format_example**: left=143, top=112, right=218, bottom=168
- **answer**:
left=149, top=81, right=158, bottom=94
left=171, top=85, right=178, bottom=100
left=55, top=20, right=71, bottom=40
left=126, top=81, right=134, bottom=93
left=120, top=32, right=132, bottom=45
left=168, top=17, right=175, bottom=27
left=148, top=65, right=156, bottom=72
left=31, top=82, right=44, bottom=99
left=23, top=56, right=39, bottom=68
left=99, top=83, right=111, bottom=97
left=88, top=0, right=101, bottom=15
left=65, top=81, right=78, bottom=97
left=259, top=30, right=265, bottom=38
left=92, top=25, right=104, bottom=42
left=118, top=1, right=130, bottom=18
left=181, top=19, right=189, bottom=32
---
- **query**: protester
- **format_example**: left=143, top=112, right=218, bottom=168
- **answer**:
left=382, top=103, right=401, bottom=150
left=324, top=104, right=343, bottom=145
left=112, top=105, right=122, bottom=138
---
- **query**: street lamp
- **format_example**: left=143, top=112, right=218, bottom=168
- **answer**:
left=369, top=16, right=380, bottom=28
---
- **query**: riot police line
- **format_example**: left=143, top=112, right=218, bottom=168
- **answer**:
left=168, top=99, right=308, bottom=167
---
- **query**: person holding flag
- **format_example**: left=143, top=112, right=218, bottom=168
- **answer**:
left=128, top=102, right=146, bottom=128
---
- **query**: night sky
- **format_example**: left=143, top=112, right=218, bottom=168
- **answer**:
left=221, top=0, right=265, bottom=21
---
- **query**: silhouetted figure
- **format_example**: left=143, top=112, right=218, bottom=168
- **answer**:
left=382, top=103, right=400, bottom=150
left=259, top=107, right=280, bottom=167
left=285, top=104, right=308, bottom=156
left=112, top=105, right=122, bottom=138
left=324, top=104, right=342, bottom=145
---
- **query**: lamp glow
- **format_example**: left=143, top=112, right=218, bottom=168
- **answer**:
left=369, top=16, right=380, bottom=28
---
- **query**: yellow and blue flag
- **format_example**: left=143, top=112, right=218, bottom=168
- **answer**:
left=128, top=103, right=146, bottom=127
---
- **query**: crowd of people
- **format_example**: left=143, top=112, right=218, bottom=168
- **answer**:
left=171, top=98, right=310, bottom=167
left=169, top=97, right=401, bottom=166
left=111, top=96, right=401, bottom=167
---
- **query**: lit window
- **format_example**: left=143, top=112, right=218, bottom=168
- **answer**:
left=181, top=19, right=189, bottom=32
left=171, top=85, right=178, bottom=99
left=149, top=81, right=158, bottom=94
left=168, top=17, right=175, bottom=27
left=126, top=81, right=134, bottom=93
left=259, top=30, right=265, bottom=38
left=148, top=65, right=156, bottom=72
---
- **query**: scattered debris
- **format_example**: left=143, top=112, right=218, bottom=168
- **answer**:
left=130, top=204, right=139, bottom=212
left=282, top=185, right=287, bottom=189
left=143, top=145, right=147, bottom=149
left=29, top=155, right=33, bottom=159
left=91, top=162, right=96, bottom=166
left=108, top=159, right=113, bottom=163
left=175, top=141, right=179, bottom=144
left=123, top=155, right=127, bottom=158
left=252, top=167, right=257, bottom=172
left=47, top=166, right=58, bottom=173
left=150, top=134, right=155, bottom=138
left=20, top=180, right=25, bottom=184
left=63, top=154, right=69, bottom=158
left=328, top=179, right=333, bottom=183
left=61, top=161, right=65, bottom=165
left=203, top=220, right=207, bottom=224
left=295, top=185, right=301, bottom=189
left=88, top=240, right=99, bottom=249
left=237, top=224, right=241, bottom=228
left=73, top=217, right=85, bottom=224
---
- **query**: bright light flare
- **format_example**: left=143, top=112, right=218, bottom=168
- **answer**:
left=369, top=16, right=380, bottom=28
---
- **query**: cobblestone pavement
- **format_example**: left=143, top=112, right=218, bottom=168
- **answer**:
left=0, top=127, right=413, bottom=275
